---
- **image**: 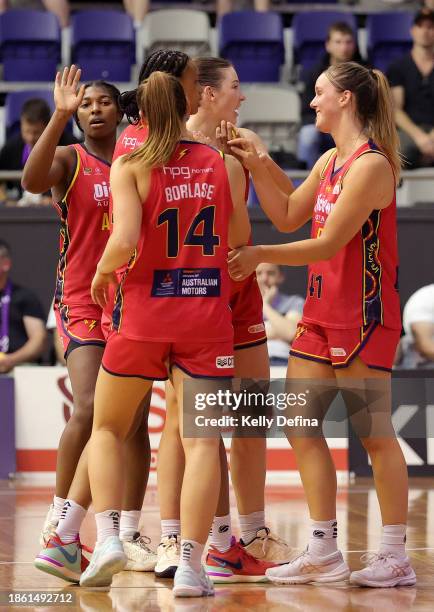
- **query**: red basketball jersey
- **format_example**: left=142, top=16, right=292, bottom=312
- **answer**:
left=302, top=141, right=401, bottom=330
left=113, top=122, right=148, bottom=161
left=54, top=144, right=111, bottom=308
left=114, top=124, right=254, bottom=298
left=112, top=140, right=234, bottom=342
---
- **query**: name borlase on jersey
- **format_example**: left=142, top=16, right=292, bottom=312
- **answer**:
left=162, top=164, right=215, bottom=203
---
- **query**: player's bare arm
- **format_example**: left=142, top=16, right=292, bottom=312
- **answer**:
left=228, top=153, right=394, bottom=279
left=229, top=136, right=333, bottom=232
left=91, top=158, right=144, bottom=307
left=21, top=66, right=85, bottom=196
left=225, top=154, right=251, bottom=248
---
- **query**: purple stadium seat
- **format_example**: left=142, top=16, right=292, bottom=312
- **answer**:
left=292, top=12, right=357, bottom=74
left=0, top=10, right=60, bottom=82
left=4, top=90, right=73, bottom=138
left=218, top=11, right=284, bottom=83
left=72, top=10, right=135, bottom=81
left=5, top=90, right=53, bottom=137
left=366, top=12, right=413, bottom=73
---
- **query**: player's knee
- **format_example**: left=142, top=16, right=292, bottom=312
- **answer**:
left=231, top=437, right=265, bottom=459
left=70, top=396, right=94, bottom=431
left=287, top=436, right=323, bottom=453
left=182, top=436, right=220, bottom=454
left=359, top=436, right=394, bottom=455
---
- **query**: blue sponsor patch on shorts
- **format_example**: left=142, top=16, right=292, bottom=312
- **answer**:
left=151, top=268, right=221, bottom=297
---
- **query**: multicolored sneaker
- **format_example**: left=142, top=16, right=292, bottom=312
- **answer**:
left=173, top=565, right=215, bottom=598
left=39, top=504, right=58, bottom=547
left=206, top=536, right=275, bottom=583
left=80, top=535, right=127, bottom=588
left=123, top=532, right=157, bottom=571
left=266, top=548, right=350, bottom=585
left=34, top=534, right=90, bottom=583
left=349, top=553, right=416, bottom=588
left=155, top=534, right=180, bottom=578
left=241, top=527, right=292, bottom=564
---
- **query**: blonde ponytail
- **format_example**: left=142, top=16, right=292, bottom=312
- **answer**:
left=125, top=71, right=186, bottom=168
left=369, top=69, right=401, bottom=180
left=326, top=62, right=401, bottom=181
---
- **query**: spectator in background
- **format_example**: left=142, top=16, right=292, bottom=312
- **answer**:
left=123, top=0, right=149, bottom=28
left=0, top=98, right=77, bottom=202
left=0, top=239, right=46, bottom=373
left=0, top=0, right=70, bottom=28
left=387, top=10, right=434, bottom=168
left=401, top=284, right=434, bottom=368
left=256, top=263, right=304, bottom=366
left=46, top=300, right=65, bottom=366
left=297, top=22, right=365, bottom=169
left=217, top=0, right=269, bottom=18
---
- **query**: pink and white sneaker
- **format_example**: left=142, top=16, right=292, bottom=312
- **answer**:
left=350, top=552, right=416, bottom=588
left=265, top=548, right=350, bottom=585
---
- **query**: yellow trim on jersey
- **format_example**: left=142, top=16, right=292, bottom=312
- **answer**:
left=290, top=348, right=332, bottom=363
left=64, top=325, right=104, bottom=343
left=375, top=210, right=384, bottom=325
left=234, top=334, right=268, bottom=348
left=319, top=149, right=337, bottom=180
left=64, top=147, right=81, bottom=199
left=56, top=149, right=80, bottom=309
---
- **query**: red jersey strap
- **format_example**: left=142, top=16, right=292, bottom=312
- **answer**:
left=340, top=148, right=393, bottom=188
left=319, top=148, right=337, bottom=181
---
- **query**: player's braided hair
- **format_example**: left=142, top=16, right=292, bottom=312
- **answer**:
left=74, top=81, right=122, bottom=132
left=124, top=71, right=186, bottom=168
left=119, top=49, right=190, bottom=124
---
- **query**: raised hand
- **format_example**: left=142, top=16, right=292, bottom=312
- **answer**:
left=227, top=136, right=262, bottom=172
left=216, top=120, right=239, bottom=155
left=54, top=65, right=85, bottom=117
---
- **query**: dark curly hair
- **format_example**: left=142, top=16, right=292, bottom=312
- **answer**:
left=119, top=49, right=190, bottom=124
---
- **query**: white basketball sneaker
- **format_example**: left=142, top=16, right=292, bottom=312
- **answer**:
left=173, top=565, right=215, bottom=598
left=350, top=552, right=416, bottom=588
left=39, top=504, right=58, bottom=547
left=155, top=534, right=180, bottom=578
left=123, top=532, right=157, bottom=571
left=266, top=548, right=350, bottom=585
left=80, top=536, right=127, bottom=587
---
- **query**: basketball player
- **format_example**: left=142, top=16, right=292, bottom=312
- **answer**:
left=80, top=71, right=250, bottom=596
left=113, top=51, right=283, bottom=581
left=186, top=57, right=293, bottom=577
left=228, top=62, right=415, bottom=588
left=23, top=67, right=156, bottom=579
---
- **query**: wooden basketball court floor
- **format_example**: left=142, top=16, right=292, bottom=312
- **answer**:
left=0, top=477, right=433, bottom=611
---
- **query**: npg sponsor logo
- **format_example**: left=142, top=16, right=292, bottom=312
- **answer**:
left=163, top=166, right=214, bottom=180
left=122, top=136, right=143, bottom=150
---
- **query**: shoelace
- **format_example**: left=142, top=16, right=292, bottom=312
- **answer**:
left=288, top=548, right=309, bottom=565
left=257, top=528, right=290, bottom=557
left=160, top=535, right=179, bottom=555
left=134, top=535, right=154, bottom=553
left=360, top=552, right=396, bottom=567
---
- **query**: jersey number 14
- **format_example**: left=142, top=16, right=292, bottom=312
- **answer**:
left=158, top=205, right=220, bottom=258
